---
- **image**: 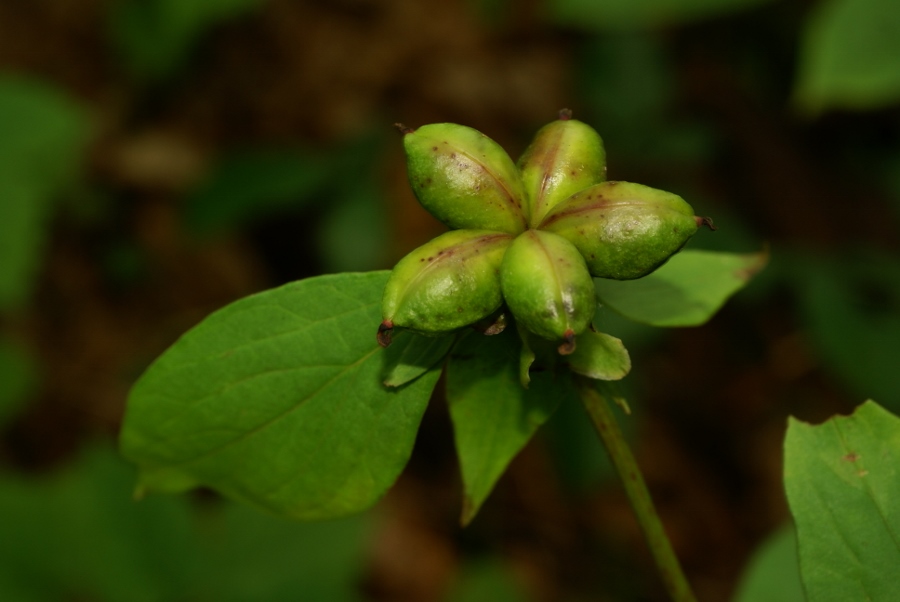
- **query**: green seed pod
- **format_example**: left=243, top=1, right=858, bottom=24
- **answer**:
left=500, top=230, right=596, bottom=354
left=517, top=109, right=607, bottom=227
left=399, top=123, right=527, bottom=234
left=538, top=181, right=706, bottom=280
left=378, top=229, right=513, bottom=346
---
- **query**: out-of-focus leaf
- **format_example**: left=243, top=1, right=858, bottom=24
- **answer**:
left=445, top=559, right=526, bottom=602
left=317, top=185, right=390, bottom=273
left=183, top=150, right=333, bottom=236
left=111, top=0, right=264, bottom=81
left=120, top=271, right=440, bottom=520
left=0, top=338, right=38, bottom=428
left=551, top=0, right=775, bottom=31
left=594, top=249, right=767, bottom=327
left=784, top=400, right=900, bottom=600
left=0, top=444, right=368, bottom=601
left=575, top=33, right=673, bottom=158
left=732, top=524, right=804, bottom=602
left=790, top=252, right=900, bottom=411
left=794, top=0, right=900, bottom=113
left=446, top=330, right=574, bottom=525
left=0, top=75, right=88, bottom=310
left=382, top=331, right=455, bottom=388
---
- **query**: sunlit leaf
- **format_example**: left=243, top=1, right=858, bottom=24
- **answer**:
left=120, top=271, right=440, bottom=520
left=594, top=249, right=767, bottom=327
left=0, top=75, right=88, bottom=310
left=732, top=524, right=804, bottom=602
left=784, top=400, right=900, bottom=600
left=795, top=0, right=900, bottom=113
left=446, top=330, right=574, bottom=525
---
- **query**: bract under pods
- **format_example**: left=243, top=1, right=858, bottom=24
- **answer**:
left=517, top=110, right=607, bottom=227
left=500, top=229, right=596, bottom=354
left=538, top=181, right=704, bottom=280
left=378, top=229, right=513, bottom=346
left=399, top=123, right=527, bottom=235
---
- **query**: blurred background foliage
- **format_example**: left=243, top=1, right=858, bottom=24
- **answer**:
left=1, top=0, right=899, bottom=600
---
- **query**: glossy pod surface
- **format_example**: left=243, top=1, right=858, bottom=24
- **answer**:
left=517, top=112, right=607, bottom=227
left=539, top=181, right=700, bottom=280
left=500, top=229, right=596, bottom=354
left=379, top=229, right=513, bottom=345
left=402, top=123, right=527, bottom=234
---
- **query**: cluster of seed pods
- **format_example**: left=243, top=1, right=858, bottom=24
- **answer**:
left=377, top=110, right=712, bottom=355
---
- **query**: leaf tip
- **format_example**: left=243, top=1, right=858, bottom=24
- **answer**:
left=460, top=495, right=478, bottom=527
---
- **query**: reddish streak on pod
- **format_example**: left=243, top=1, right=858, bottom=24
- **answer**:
left=558, top=329, right=577, bottom=355
left=377, top=321, right=394, bottom=347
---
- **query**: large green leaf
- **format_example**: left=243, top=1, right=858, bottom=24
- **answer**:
left=732, top=524, right=804, bottom=602
left=120, top=271, right=440, bottom=520
left=0, top=75, right=88, bottom=310
left=550, top=0, right=775, bottom=30
left=594, top=249, right=766, bottom=327
left=784, top=401, right=900, bottom=601
left=446, top=330, right=575, bottom=525
left=794, top=0, right=900, bottom=113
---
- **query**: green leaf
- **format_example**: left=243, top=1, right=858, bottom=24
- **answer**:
left=446, top=330, right=574, bottom=525
left=794, top=0, right=900, bottom=113
left=784, top=400, right=900, bottom=600
left=382, top=331, right=455, bottom=388
left=564, top=330, right=631, bottom=381
left=594, top=249, right=767, bottom=327
left=732, top=524, right=804, bottom=602
left=790, top=252, right=900, bottom=412
left=120, top=271, right=440, bottom=520
left=111, top=0, right=264, bottom=81
left=550, top=0, right=775, bottom=30
left=0, top=75, right=88, bottom=310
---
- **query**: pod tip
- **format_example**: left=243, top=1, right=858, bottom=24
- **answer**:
left=377, top=321, right=394, bottom=347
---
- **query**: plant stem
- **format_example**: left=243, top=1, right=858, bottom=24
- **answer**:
left=576, top=376, right=698, bottom=602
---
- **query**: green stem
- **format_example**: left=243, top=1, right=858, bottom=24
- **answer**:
left=575, top=376, right=698, bottom=602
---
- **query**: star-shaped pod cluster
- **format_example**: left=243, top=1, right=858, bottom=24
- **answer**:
left=377, top=111, right=712, bottom=354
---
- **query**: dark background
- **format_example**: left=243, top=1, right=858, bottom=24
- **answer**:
left=1, top=0, right=899, bottom=600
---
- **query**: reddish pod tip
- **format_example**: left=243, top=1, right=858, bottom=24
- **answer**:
left=377, top=321, right=394, bottom=347
left=558, top=108, right=573, bottom=121
left=394, top=123, right=415, bottom=135
left=696, top=216, right=717, bottom=231
left=558, top=330, right=577, bottom=355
